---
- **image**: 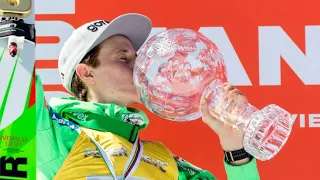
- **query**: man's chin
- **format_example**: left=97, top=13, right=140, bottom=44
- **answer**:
left=123, top=94, right=142, bottom=106
left=130, top=97, right=142, bottom=105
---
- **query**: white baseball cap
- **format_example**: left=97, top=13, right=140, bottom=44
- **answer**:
left=58, top=13, right=152, bottom=93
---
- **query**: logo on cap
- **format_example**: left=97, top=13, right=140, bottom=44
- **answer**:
left=87, top=20, right=109, bottom=32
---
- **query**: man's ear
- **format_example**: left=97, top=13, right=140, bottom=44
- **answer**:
left=75, top=64, right=95, bottom=85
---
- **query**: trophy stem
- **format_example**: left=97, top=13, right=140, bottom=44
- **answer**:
left=203, top=80, right=259, bottom=132
left=203, top=80, right=293, bottom=161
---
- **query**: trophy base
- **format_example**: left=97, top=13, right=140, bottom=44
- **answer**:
left=243, top=104, right=293, bottom=161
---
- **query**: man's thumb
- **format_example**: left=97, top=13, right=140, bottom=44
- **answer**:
left=200, top=95, right=214, bottom=124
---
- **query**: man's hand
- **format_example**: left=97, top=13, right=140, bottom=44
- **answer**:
left=200, top=83, right=250, bottom=165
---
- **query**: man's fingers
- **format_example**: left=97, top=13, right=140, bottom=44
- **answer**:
left=229, top=89, right=248, bottom=102
left=222, top=83, right=248, bottom=102
left=200, top=96, right=220, bottom=123
left=200, top=96, right=211, bottom=124
left=223, top=122, right=234, bottom=132
left=223, top=84, right=234, bottom=92
left=200, top=95, right=223, bottom=134
left=229, top=89, right=243, bottom=95
left=200, top=96, right=222, bottom=123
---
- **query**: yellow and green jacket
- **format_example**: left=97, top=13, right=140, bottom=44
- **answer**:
left=36, top=75, right=260, bottom=180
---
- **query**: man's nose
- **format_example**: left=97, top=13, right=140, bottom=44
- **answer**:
left=127, top=51, right=137, bottom=69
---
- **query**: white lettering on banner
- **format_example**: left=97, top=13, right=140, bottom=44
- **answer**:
left=35, top=0, right=75, bottom=60
left=36, top=28, right=167, bottom=86
left=35, top=1, right=75, bottom=91
left=35, top=25, right=320, bottom=86
left=310, top=114, right=320, bottom=128
left=37, top=69, right=62, bottom=85
left=35, top=3, right=320, bottom=128
left=35, top=1, right=320, bottom=86
left=199, top=27, right=252, bottom=86
left=148, top=28, right=168, bottom=39
left=36, top=21, right=74, bottom=60
left=292, top=114, right=320, bottom=128
left=35, top=0, right=75, bottom=14
left=259, top=26, right=320, bottom=85
left=44, top=92, right=71, bottom=102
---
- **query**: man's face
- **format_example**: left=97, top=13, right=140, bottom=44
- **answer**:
left=80, top=35, right=140, bottom=105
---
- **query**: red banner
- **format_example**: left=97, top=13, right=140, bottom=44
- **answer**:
left=36, top=0, right=320, bottom=179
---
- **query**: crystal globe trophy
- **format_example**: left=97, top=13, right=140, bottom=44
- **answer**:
left=133, top=28, right=294, bottom=161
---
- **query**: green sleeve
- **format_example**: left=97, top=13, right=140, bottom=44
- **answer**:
left=36, top=74, right=51, bottom=131
left=224, top=157, right=260, bottom=180
left=173, top=154, right=217, bottom=180
left=36, top=74, right=53, bottom=180
left=36, top=74, right=78, bottom=179
left=173, top=153, right=260, bottom=180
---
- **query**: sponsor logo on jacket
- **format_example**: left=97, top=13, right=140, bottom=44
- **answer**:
left=72, top=112, right=89, bottom=122
left=49, top=107, right=79, bottom=130
left=122, top=114, right=145, bottom=126
left=84, top=147, right=168, bottom=172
